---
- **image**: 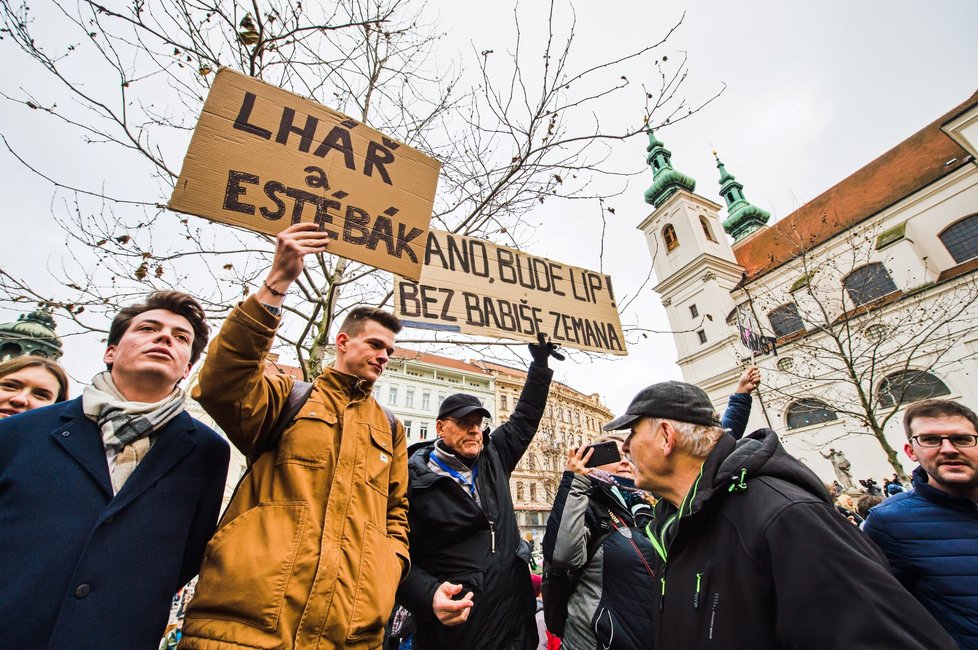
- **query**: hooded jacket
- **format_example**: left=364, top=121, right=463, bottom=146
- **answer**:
left=646, top=428, right=958, bottom=649
left=396, top=362, right=553, bottom=650
left=543, top=471, right=657, bottom=650
left=863, top=465, right=978, bottom=649
left=179, top=297, right=410, bottom=650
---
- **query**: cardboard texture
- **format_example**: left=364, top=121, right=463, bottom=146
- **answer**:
left=394, top=229, right=628, bottom=355
left=168, top=68, right=441, bottom=281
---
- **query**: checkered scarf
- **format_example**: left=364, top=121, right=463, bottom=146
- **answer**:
left=83, top=370, right=186, bottom=494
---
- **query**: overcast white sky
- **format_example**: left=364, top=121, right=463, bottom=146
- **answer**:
left=2, top=0, right=977, bottom=415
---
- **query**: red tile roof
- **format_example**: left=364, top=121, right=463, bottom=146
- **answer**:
left=391, top=347, right=490, bottom=375
left=734, top=89, right=978, bottom=280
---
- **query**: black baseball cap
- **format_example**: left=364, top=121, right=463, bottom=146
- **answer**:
left=437, top=393, right=492, bottom=421
left=604, top=381, right=721, bottom=431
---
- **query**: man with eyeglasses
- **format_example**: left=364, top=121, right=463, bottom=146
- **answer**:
left=396, top=337, right=559, bottom=650
left=863, top=398, right=978, bottom=648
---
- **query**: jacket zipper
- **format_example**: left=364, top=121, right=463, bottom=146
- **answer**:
left=659, top=564, right=667, bottom=611
left=489, top=519, right=496, bottom=553
left=694, top=572, right=703, bottom=609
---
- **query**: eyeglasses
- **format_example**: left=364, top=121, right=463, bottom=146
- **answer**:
left=911, top=434, right=978, bottom=448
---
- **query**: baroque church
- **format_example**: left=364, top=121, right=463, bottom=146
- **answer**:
left=639, top=89, right=978, bottom=482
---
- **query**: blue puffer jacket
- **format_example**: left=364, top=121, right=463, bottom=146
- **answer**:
left=863, top=466, right=978, bottom=649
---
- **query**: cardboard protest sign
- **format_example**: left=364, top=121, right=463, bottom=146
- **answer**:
left=394, top=230, right=627, bottom=355
left=168, top=68, right=440, bottom=281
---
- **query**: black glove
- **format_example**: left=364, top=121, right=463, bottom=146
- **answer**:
left=528, top=332, right=564, bottom=366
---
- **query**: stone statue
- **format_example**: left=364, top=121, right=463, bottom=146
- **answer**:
left=820, top=448, right=855, bottom=489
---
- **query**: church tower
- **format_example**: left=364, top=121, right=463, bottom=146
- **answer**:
left=636, top=130, right=744, bottom=392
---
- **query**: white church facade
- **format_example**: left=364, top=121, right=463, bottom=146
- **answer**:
left=640, top=89, right=978, bottom=483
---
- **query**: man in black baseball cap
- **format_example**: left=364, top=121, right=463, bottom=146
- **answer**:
left=398, top=335, right=561, bottom=650
left=610, top=381, right=957, bottom=649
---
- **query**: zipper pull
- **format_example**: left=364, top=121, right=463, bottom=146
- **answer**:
left=490, top=520, right=496, bottom=554
left=659, top=575, right=666, bottom=611
left=694, top=572, right=703, bottom=609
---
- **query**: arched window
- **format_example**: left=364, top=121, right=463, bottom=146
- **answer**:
left=662, top=224, right=679, bottom=252
left=843, top=263, right=898, bottom=307
left=700, top=215, right=718, bottom=243
left=768, top=302, right=805, bottom=337
left=877, top=370, right=951, bottom=408
left=939, top=214, right=978, bottom=263
left=786, top=399, right=838, bottom=430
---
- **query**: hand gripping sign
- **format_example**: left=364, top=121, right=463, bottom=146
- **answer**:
left=168, top=68, right=441, bottom=281
left=394, top=230, right=627, bottom=355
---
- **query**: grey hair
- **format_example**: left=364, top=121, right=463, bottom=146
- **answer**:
left=593, top=433, right=626, bottom=446
left=652, top=417, right=725, bottom=458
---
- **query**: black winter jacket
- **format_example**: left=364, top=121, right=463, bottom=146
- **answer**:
left=397, top=362, right=553, bottom=650
left=647, top=428, right=958, bottom=649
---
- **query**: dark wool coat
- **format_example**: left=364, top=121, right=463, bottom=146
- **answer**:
left=397, top=362, right=553, bottom=650
left=0, top=398, right=229, bottom=649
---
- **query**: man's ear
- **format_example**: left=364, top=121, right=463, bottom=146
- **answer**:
left=181, top=363, right=192, bottom=381
left=904, top=441, right=918, bottom=463
left=335, top=332, right=349, bottom=353
left=103, top=345, right=116, bottom=368
left=660, top=421, right=676, bottom=455
left=435, top=419, right=446, bottom=436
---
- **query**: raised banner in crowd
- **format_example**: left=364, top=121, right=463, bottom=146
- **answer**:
left=394, top=229, right=627, bottom=355
left=168, top=68, right=441, bottom=281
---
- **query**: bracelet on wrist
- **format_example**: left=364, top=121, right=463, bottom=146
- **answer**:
left=263, top=280, right=286, bottom=297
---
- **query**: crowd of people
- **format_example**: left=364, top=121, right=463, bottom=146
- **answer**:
left=0, top=221, right=975, bottom=649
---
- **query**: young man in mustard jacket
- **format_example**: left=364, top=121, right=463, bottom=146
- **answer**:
left=181, top=223, right=410, bottom=649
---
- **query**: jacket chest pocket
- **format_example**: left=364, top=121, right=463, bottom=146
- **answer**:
left=276, top=405, right=337, bottom=467
left=363, top=423, right=393, bottom=495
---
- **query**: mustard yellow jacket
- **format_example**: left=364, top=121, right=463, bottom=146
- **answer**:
left=180, top=297, right=409, bottom=649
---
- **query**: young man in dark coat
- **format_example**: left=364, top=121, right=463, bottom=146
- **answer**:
left=397, top=339, right=558, bottom=650
left=610, top=380, right=958, bottom=650
left=0, top=291, right=230, bottom=649
left=863, top=398, right=978, bottom=648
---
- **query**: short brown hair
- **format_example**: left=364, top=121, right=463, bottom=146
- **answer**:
left=107, top=291, right=210, bottom=368
left=0, top=356, right=69, bottom=402
left=902, top=398, right=978, bottom=439
left=338, top=306, right=402, bottom=337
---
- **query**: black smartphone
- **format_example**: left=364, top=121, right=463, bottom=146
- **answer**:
left=583, top=440, right=622, bottom=467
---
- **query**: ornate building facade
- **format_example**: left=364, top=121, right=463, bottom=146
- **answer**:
left=474, top=361, right=613, bottom=546
left=640, top=89, right=978, bottom=483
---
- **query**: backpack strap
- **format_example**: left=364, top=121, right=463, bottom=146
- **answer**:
left=381, top=404, right=397, bottom=440
left=249, top=380, right=313, bottom=464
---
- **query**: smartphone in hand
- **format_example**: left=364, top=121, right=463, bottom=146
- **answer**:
left=583, top=440, right=622, bottom=468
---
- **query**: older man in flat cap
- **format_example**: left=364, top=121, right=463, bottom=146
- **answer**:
left=397, top=338, right=560, bottom=650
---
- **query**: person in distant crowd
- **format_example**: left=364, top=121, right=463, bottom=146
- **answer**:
left=0, top=291, right=230, bottom=649
left=720, top=365, right=760, bottom=440
left=856, top=494, right=884, bottom=520
left=396, top=336, right=559, bottom=650
left=542, top=436, right=656, bottom=650
left=835, top=492, right=864, bottom=525
left=531, top=573, right=547, bottom=650
left=863, top=398, right=978, bottom=649
left=860, top=477, right=883, bottom=495
left=179, top=223, right=409, bottom=650
left=0, top=355, right=69, bottom=417
left=608, top=380, right=958, bottom=649
left=884, top=472, right=907, bottom=496
left=885, top=481, right=905, bottom=496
